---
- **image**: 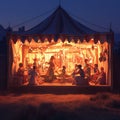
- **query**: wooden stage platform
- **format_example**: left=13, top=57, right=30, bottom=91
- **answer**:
left=8, top=85, right=112, bottom=94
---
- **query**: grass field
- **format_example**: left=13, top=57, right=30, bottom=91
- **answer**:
left=0, top=92, right=120, bottom=120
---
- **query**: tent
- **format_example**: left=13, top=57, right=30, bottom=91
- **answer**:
left=7, top=6, right=114, bottom=88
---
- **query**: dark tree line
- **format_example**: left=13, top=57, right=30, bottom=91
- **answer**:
left=113, top=42, right=120, bottom=92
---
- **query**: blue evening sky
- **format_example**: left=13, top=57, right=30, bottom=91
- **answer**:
left=0, top=0, right=120, bottom=33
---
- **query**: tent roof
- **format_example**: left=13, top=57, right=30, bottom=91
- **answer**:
left=25, top=6, right=96, bottom=35
left=9, top=6, right=113, bottom=43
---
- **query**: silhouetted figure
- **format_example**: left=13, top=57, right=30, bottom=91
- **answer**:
left=96, top=67, right=106, bottom=85
left=72, top=64, right=79, bottom=78
left=17, top=63, right=24, bottom=85
left=61, top=66, right=66, bottom=82
left=90, top=64, right=100, bottom=85
left=29, top=66, right=38, bottom=85
left=73, top=65, right=88, bottom=85
left=46, top=56, right=56, bottom=82
left=84, top=59, right=91, bottom=80
left=94, top=64, right=100, bottom=74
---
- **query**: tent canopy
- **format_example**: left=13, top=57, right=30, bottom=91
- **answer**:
left=10, top=6, right=113, bottom=43
left=25, top=6, right=96, bottom=35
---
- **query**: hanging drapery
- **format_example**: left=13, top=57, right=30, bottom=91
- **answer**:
left=9, top=32, right=112, bottom=44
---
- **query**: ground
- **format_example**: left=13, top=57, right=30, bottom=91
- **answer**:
left=0, top=92, right=120, bottom=120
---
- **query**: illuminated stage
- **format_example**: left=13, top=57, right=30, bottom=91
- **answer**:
left=7, top=6, right=113, bottom=89
left=10, top=38, right=110, bottom=87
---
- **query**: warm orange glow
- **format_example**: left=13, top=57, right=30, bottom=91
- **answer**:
left=11, top=38, right=109, bottom=86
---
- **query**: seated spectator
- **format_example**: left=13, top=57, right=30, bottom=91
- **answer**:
left=60, top=66, right=66, bottom=83
left=17, top=63, right=24, bottom=85
left=84, top=59, right=91, bottom=81
left=95, top=67, right=106, bottom=85
left=73, top=64, right=88, bottom=85
left=28, top=66, right=38, bottom=85
left=72, top=64, right=79, bottom=78
left=61, top=66, right=66, bottom=77
left=90, top=64, right=100, bottom=83
left=94, top=64, right=100, bottom=74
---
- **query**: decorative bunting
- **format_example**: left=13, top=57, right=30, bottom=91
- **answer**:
left=9, top=33, right=112, bottom=44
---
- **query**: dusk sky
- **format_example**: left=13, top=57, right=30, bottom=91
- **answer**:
left=0, top=0, right=120, bottom=33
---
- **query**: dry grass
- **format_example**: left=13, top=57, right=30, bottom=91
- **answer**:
left=0, top=92, right=120, bottom=120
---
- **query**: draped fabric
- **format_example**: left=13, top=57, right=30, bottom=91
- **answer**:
left=10, top=33, right=113, bottom=44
